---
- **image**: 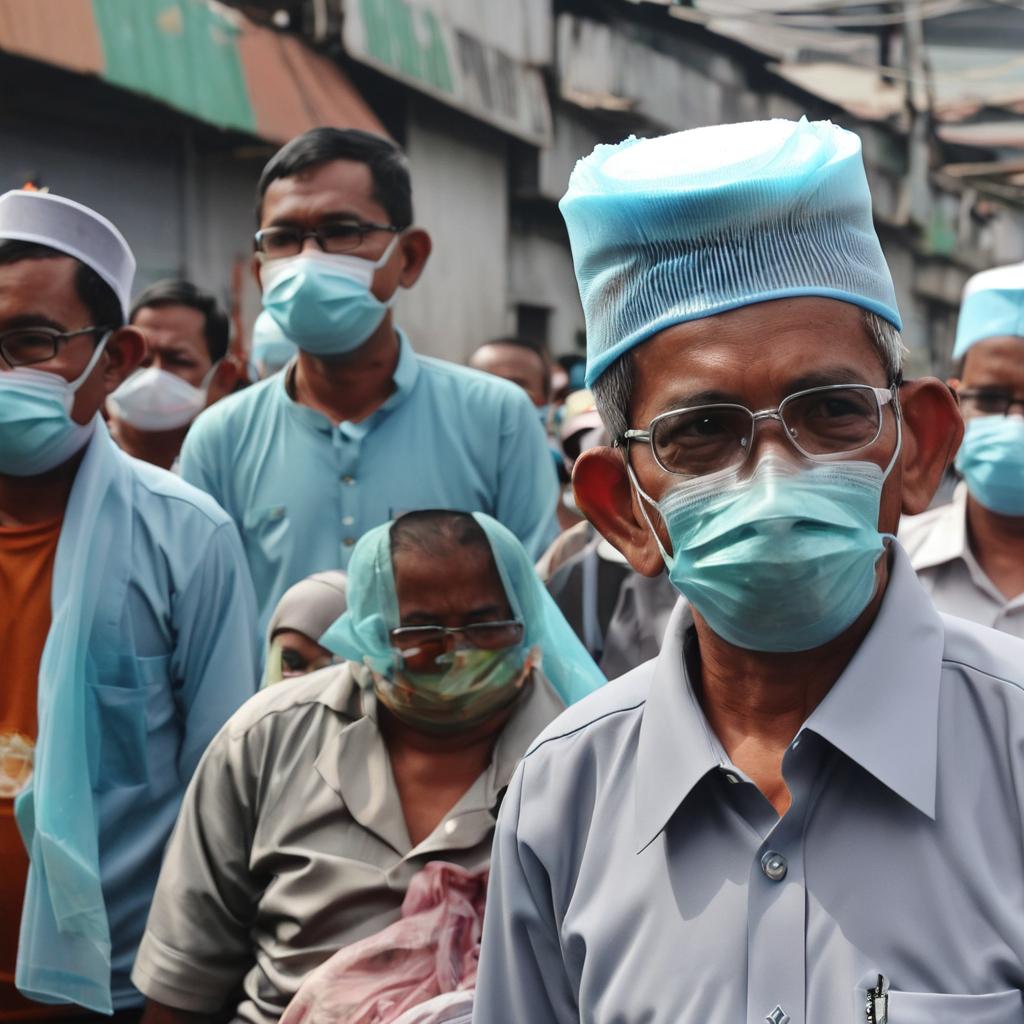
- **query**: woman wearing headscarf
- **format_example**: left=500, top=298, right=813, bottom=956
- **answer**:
left=263, top=570, right=348, bottom=685
left=132, top=510, right=604, bottom=1024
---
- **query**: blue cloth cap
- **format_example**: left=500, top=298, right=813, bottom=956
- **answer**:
left=559, top=118, right=902, bottom=388
left=321, top=511, right=604, bottom=707
left=953, top=262, right=1024, bottom=359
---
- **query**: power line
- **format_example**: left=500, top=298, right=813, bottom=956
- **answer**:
left=671, top=0, right=1018, bottom=28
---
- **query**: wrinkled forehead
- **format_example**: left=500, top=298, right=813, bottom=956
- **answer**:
left=627, top=296, right=887, bottom=415
left=393, top=539, right=507, bottom=607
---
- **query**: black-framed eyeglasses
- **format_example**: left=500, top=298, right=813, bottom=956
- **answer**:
left=617, top=383, right=898, bottom=478
left=254, top=221, right=401, bottom=258
left=0, top=325, right=111, bottom=368
left=389, top=620, right=524, bottom=667
left=957, top=389, right=1024, bottom=419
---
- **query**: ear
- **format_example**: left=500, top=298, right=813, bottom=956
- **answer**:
left=207, top=354, right=247, bottom=405
left=396, top=228, right=431, bottom=288
left=100, top=326, right=146, bottom=394
left=251, top=253, right=264, bottom=291
left=898, top=377, right=964, bottom=516
left=573, top=445, right=666, bottom=577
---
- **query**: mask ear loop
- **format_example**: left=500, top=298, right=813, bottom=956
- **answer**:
left=623, top=450, right=676, bottom=569
left=881, top=385, right=903, bottom=483
left=67, top=331, right=111, bottom=398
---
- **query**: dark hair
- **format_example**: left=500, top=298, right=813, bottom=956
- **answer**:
left=257, top=128, right=413, bottom=228
left=0, top=240, right=124, bottom=329
left=130, top=279, right=230, bottom=363
left=390, top=510, right=492, bottom=561
left=475, top=335, right=551, bottom=395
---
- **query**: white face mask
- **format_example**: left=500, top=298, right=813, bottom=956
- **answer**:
left=107, top=362, right=218, bottom=431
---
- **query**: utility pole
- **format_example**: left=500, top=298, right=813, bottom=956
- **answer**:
left=901, top=0, right=934, bottom=228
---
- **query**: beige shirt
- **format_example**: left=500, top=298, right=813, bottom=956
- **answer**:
left=131, top=662, right=563, bottom=1024
left=900, top=483, right=1024, bottom=638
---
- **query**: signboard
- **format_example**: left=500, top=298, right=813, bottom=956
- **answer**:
left=343, top=0, right=552, bottom=146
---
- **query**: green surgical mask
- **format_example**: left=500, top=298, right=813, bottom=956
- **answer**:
left=374, top=645, right=533, bottom=735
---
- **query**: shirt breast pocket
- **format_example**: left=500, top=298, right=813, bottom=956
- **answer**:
left=88, top=653, right=172, bottom=792
left=886, top=988, right=1022, bottom=1023
left=242, top=504, right=288, bottom=563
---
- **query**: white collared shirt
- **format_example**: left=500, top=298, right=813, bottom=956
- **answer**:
left=900, top=483, right=1024, bottom=638
left=474, top=546, right=1024, bottom=1023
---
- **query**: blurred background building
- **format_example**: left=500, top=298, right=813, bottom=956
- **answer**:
left=1, top=0, right=1022, bottom=374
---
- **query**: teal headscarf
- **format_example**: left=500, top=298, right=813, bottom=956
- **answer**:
left=321, top=512, right=605, bottom=706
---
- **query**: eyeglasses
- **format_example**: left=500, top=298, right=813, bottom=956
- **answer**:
left=0, top=325, right=111, bottom=368
left=619, top=383, right=897, bottom=477
left=389, top=620, right=524, bottom=669
left=254, top=221, right=401, bottom=259
left=957, top=389, right=1024, bottom=419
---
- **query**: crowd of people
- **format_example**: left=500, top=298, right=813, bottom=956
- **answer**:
left=3, top=113, right=1024, bottom=1024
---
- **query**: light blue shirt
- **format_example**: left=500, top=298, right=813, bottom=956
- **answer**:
left=180, top=333, right=560, bottom=633
left=46, top=430, right=260, bottom=1007
left=475, top=546, right=1024, bottom=1023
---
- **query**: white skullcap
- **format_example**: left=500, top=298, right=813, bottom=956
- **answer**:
left=0, top=190, right=136, bottom=320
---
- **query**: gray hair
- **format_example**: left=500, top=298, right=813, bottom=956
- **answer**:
left=591, top=309, right=906, bottom=443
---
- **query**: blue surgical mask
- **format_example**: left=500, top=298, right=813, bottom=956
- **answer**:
left=955, top=415, right=1024, bottom=516
left=633, top=447, right=898, bottom=653
left=0, top=335, right=109, bottom=476
left=260, top=237, right=400, bottom=356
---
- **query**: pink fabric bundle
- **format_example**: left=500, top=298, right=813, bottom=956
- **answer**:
left=281, top=862, right=487, bottom=1024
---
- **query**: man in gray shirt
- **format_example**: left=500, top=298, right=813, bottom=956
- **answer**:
left=473, top=119, right=1024, bottom=1021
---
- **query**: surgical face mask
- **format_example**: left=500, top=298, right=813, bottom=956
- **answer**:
left=633, top=440, right=899, bottom=653
left=0, top=335, right=109, bottom=476
left=955, top=415, right=1024, bottom=516
left=373, top=644, right=534, bottom=735
left=107, top=362, right=218, bottom=432
left=260, top=236, right=400, bottom=356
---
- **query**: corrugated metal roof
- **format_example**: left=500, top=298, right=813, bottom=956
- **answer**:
left=0, top=0, right=384, bottom=143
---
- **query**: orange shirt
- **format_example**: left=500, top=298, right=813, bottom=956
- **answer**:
left=0, top=516, right=62, bottom=1020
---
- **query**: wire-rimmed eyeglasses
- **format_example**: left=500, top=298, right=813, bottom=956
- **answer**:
left=617, top=383, right=899, bottom=478
left=389, top=620, right=524, bottom=670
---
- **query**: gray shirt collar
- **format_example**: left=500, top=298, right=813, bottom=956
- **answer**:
left=315, top=668, right=564, bottom=855
left=635, top=544, right=943, bottom=852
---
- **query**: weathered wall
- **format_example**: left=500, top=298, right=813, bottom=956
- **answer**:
left=395, top=98, right=510, bottom=362
left=0, top=60, right=266, bottom=343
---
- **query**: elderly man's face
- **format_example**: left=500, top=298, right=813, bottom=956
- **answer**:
left=393, top=543, right=514, bottom=655
left=574, top=296, right=963, bottom=578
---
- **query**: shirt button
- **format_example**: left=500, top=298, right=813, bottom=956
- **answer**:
left=341, top=475, right=355, bottom=485
left=444, top=820, right=458, bottom=835
left=342, top=515, right=355, bottom=526
left=343, top=537, right=356, bottom=547
left=761, top=851, right=787, bottom=882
